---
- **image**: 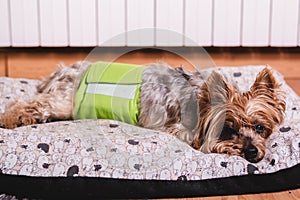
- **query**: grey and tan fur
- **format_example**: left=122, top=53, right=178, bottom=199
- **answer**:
left=0, top=62, right=286, bottom=163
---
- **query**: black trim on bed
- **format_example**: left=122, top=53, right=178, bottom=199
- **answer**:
left=0, top=164, right=299, bottom=199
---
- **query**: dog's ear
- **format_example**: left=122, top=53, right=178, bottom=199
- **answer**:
left=250, top=67, right=286, bottom=117
left=251, top=67, right=280, bottom=92
left=194, top=71, right=232, bottom=152
left=199, top=71, right=232, bottom=106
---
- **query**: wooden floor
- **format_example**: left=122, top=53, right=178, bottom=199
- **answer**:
left=168, top=189, right=300, bottom=200
left=0, top=47, right=299, bottom=199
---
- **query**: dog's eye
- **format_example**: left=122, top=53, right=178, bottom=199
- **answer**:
left=255, top=124, right=265, bottom=134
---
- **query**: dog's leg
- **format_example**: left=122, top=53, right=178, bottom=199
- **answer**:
left=0, top=65, right=77, bottom=129
left=0, top=61, right=90, bottom=129
left=0, top=92, right=73, bottom=129
left=161, top=123, right=194, bottom=145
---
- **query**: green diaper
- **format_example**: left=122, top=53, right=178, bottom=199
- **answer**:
left=74, top=62, right=146, bottom=125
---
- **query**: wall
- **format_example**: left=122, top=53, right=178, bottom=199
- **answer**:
left=1, top=0, right=300, bottom=47
left=0, top=48, right=299, bottom=95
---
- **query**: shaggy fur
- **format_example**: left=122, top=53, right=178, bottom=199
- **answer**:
left=0, top=62, right=286, bottom=163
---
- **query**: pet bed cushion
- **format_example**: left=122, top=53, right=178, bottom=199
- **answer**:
left=0, top=66, right=299, bottom=199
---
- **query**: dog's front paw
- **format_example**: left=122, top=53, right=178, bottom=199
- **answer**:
left=0, top=112, right=37, bottom=129
left=0, top=105, right=37, bottom=129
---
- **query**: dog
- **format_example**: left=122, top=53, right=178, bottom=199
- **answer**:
left=0, top=61, right=286, bottom=163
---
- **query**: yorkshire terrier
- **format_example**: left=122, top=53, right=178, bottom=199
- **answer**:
left=0, top=62, right=286, bottom=163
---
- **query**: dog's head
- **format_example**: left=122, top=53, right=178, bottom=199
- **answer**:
left=192, top=67, right=286, bottom=163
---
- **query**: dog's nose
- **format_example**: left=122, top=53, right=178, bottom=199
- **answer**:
left=244, top=145, right=258, bottom=162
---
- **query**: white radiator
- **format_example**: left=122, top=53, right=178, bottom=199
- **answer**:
left=0, top=0, right=299, bottom=47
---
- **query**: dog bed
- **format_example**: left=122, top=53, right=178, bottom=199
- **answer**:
left=0, top=66, right=299, bottom=199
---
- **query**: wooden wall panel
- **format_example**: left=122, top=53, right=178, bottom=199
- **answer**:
left=4, top=49, right=300, bottom=97
left=7, top=52, right=87, bottom=79
left=115, top=51, right=195, bottom=70
left=213, top=0, right=242, bottom=46
left=39, top=0, right=68, bottom=46
left=286, top=79, right=300, bottom=96
left=156, top=0, right=184, bottom=46
left=210, top=52, right=300, bottom=79
left=166, top=188, right=300, bottom=200
left=0, top=53, right=6, bottom=76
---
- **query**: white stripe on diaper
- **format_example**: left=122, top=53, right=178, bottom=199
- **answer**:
left=86, top=83, right=138, bottom=100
